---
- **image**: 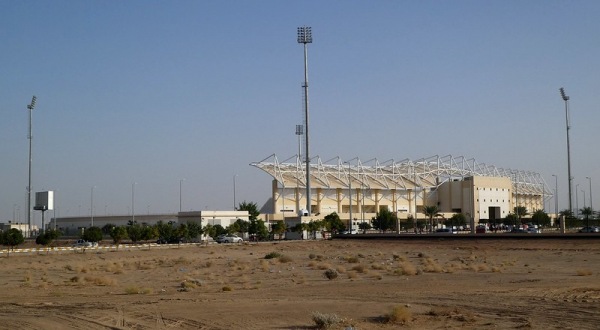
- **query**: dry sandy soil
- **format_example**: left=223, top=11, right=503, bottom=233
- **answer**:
left=0, top=238, right=599, bottom=329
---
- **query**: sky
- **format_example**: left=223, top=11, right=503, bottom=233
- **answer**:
left=1, top=0, right=599, bottom=226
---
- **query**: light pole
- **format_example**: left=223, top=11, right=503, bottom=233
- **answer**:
left=586, top=176, right=593, bottom=211
left=575, top=183, right=579, bottom=217
left=582, top=189, right=586, bottom=208
left=26, top=95, right=36, bottom=237
left=179, top=179, right=184, bottom=212
left=552, top=174, right=558, bottom=221
left=560, top=87, right=573, bottom=215
left=233, top=175, right=237, bottom=210
left=91, top=186, right=96, bottom=227
left=132, top=182, right=137, bottom=223
left=297, top=26, right=312, bottom=215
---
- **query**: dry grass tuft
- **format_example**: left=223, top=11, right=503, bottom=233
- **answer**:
left=311, top=311, right=343, bottom=329
left=351, top=264, right=368, bottom=274
left=422, top=257, right=444, bottom=273
left=385, top=305, right=412, bottom=324
left=396, top=261, right=418, bottom=276
left=576, top=269, right=593, bottom=276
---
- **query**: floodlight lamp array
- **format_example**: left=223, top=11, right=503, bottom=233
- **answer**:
left=28, top=95, right=37, bottom=110
left=559, top=87, right=569, bottom=101
left=297, top=26, right=312, bottom=44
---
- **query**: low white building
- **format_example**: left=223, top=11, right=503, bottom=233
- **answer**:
left=50, top=210, right=249, bottom=236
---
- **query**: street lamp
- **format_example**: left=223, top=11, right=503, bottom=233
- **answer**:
left=575, top=183, right=579, bottom=217
left=179, top=179, right=184, bottom=212
left=560, top=87, right=573, bottom=215
left=297, top=26, right=312, bottom=215
left=552, top=174, right=558, bottom=221
left=91, top=186, right=96, bottom=227
left=132, top=182, right=137, bottom=223
left=26, top=95, right=36, bottom=237
left=586, top=176, right=593, bottom=211
left=233, top=175, right=237, bottom=210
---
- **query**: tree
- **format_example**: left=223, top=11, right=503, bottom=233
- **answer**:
left=82, top=226, right=103, bottom=243
left=187, top=222, right=202, bottom=242
left=291, top=222, right=309, bottom=240
left=580, top=207, right=594, bottom=228
left=372, top=209, right=397, bottom=233
left=514, top=206, right=528, bottom=223
left=237, top=201, right=260, bottom=221
left=531, top=209, right=551, bottom=227
left=141, top=225, right=158, bottom=243
left=503, top=213, right=519, bottom=226
left=110, top=226, right=128, bottom=245
left=101, top=223, right=115, bottom=236
left=271, top=221, right=287, bottom=240
left=306, top=220, right=324, bottom=239
left=126, top=223, right=143, bottom=243
left=423, top=205, right=442, bottom=232
left=36, top=229, right=61, bottom=252
left=156, top=221, right=176, bottom=242
left=2, top=229, right=25, bottom=256
left=323, top=212, right=345, bottom=233
left=228, top=219, right=249, bottom=236
left=248, top=220, right=269, bottom=241
left=358, top=221, right=372, bottom=233
left=445, top=213, right=467, bottom=229
left=176, top=223, right=190, bottom=243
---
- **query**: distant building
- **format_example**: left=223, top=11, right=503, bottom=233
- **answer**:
left=49, top=210, right=249, bottom=235
left=251, top=154, right=552, bottom=229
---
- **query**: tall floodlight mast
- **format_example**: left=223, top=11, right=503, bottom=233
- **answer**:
left=26, top=95, right=37, bottom=237
left=560, top=87, right=573, bottom=214
left=297, top=26, right=312, bottom=215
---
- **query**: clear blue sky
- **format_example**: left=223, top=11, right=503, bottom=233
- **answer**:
left=2, top=1, right=599, bottom=225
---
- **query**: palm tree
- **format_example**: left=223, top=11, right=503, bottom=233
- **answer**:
left=580, top=206, right=594, bottom=228
left=423, top=205, right=442, bottom=233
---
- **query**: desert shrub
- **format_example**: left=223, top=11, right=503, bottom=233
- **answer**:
left=278, top=255, right=293, bottom=263
left=311, top=311, right=342, bottom=329
left=422, top=258, right=444, bottom=273
left=222, top=286, right=233, bottom=291
left=346, top=256, right=359, bottom=263
left=264, top=252, right=282, bottom=259
left=309, top=253, right=316, bottom=259
left=386, top=305, right=412, bottom=324
left=576, top=269, right=593, bottom=276
left=351, top=264, right=367, bottom=273
left=323, top=269, right=338, bottom=280
left=396, top=262, right=417, bottom=276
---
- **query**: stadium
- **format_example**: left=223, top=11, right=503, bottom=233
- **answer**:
left=252, top=154, right=552, bottom=229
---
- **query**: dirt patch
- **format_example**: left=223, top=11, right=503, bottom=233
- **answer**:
left=0, top=239, right=598, bottom=329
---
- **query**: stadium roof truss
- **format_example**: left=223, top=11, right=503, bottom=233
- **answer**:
left=250, top=154, right=552, bottom=198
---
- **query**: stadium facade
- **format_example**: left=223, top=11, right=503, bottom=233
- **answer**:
left=251, top=154, right=552, bottom=228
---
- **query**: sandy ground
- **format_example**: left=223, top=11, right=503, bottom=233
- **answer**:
left=0, top=238, right=599, bottom=329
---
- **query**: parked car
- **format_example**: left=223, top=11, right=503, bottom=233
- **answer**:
left=341, top=229, right=358, bottom=235
left=578, top=226, right=600, bottom=233
left=527, top=227, right=542, bottom=234
left=509, top=228, right=528, bottom=234
left=434, top=228, right=456, bottom=234
left=72, top=239, right=98, bottom=248
left=220, top=234, right=243, bottom=243
left=215, top=234, right=228, bottom=243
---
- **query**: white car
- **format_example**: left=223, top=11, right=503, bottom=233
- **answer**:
left=72, top=239, right=98, bottom=248
left=526, top=227, right=542, bottom=234
left=221, top=234, right=243, bottom=243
